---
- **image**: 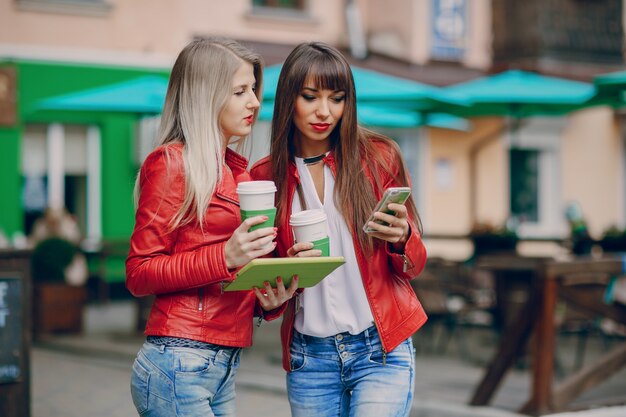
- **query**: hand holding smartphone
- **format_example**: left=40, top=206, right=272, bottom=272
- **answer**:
left=363, top=187, right=412, bottom=233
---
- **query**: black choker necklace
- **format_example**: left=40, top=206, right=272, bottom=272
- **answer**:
left=302, top=154, right=326, bottom=166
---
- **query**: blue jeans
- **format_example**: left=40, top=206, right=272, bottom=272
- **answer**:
left=286, top=326, right=415, bottom=417
left=130, top=341, right=241, bottom=417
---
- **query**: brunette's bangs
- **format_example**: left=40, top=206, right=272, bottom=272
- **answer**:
left=307, top=59, right=352, bottom=93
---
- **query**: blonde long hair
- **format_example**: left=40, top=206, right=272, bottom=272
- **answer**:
left=136, top=37, right=263, bottom=228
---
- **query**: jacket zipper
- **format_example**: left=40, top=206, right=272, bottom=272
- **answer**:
left=351, top=237, right=389, bottom=366
left=198, top=287, right=203, bottom=311
left=402, top=254, right=414, bottom=273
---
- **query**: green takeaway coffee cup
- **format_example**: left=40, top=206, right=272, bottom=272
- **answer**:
left=289, top=209, right=330, bottom=257
left=236, top=181, right=277, bottom=232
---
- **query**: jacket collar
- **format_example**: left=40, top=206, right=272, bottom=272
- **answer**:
left=288, top=150, right=337, bottom=180
left=225, top=147, right=249, bottom=172
left=216, top=148, right=250, bottom=202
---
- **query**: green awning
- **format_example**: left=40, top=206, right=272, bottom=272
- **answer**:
left=590, top=70, right=626, bottom=108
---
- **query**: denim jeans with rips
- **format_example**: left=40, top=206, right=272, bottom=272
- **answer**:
left=286, top=325, right=415, bottom=417
left=130, top=341, right=241, bottom=417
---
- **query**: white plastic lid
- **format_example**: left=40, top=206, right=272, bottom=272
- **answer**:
left=236, top=180, right=277, bottom=194
left=289, top=209, right=327, bottom=226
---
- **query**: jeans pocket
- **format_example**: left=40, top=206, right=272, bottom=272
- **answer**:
left=130, top=358, right=150, bottom=415
left=176, top=348, right=216, bottom=374
left=368, top=341, right=413, bottom=369
left=289, top=349, right=306, bottom=372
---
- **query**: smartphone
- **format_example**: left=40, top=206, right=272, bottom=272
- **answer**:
left=362, top=187, right=412, bottom=233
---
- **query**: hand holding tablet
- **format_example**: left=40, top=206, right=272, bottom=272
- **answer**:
left=222, top=256, right=345, bottom=291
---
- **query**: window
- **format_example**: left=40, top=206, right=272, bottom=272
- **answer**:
left=431, top=0, right=468, bottom=61
left=252, top=0, right=304, bottom=10
left=21, top=124, right=101, bottom=238
left=510, top=149, right=539, bottom=223
left=17, top=0, right=111, bottom=16
left=507, top=118, right=563, bottom=237
left=248, top=0, right=311, bottom=22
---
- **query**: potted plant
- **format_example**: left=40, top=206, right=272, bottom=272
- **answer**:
left=30, top=237, right=87, bottom=336
left=469, top=221, right=519, bottom=259
left=564, top=201, right=596, bottom=255
left=599, top=226, right=626, bottom=253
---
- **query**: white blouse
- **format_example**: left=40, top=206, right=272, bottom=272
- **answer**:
left=292, top=156, right=374, bottom=337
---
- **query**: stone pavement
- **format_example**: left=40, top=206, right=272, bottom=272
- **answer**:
left=30, top=300, right=626, bottom=417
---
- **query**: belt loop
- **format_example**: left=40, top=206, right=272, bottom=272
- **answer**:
left=364, top=327, right=372, bottom=350
left=231, top=348, right=241, bottom=366
left=158, top=344, right=165, bottom=354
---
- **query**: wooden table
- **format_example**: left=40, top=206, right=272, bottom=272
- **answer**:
left=469, top=255, right=626, bottom=415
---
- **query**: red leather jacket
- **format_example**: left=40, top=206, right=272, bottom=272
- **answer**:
left=251, top=141, right=428, bottom=371
left=126, top=144, right=273, bottom=348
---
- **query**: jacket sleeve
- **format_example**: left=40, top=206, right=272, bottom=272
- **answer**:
left=386, top=226, right=427, bottom=280
left=126, top=149, right=233, bottom=297
left=378, top=143, right=427, bottom=280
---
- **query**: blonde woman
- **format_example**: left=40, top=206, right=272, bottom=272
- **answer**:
left=126, top=37, right=297, bottom=417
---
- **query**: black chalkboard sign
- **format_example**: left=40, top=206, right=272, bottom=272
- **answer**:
left=0, top=277, right=22, bottom=384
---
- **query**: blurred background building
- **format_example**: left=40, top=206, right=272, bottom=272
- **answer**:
left=0, top=0, right=625, bottom=277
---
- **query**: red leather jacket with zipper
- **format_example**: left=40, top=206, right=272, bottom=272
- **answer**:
left=126, top=143, right=276, bottom=348
left=251, top=140, right=428, bottom=371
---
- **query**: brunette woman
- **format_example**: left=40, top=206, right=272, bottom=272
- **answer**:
left=251, top=41, right=427, bottom=417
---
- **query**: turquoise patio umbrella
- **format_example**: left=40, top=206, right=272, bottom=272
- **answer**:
left=259, top=102, right=470, bottom=131
left=262, top=64, right=468, bottom=109
left=261, top=64, right=469, bottom=130
left=357, top=105, right=470, bottom=130
left=36, top=76, right=169, bottom=114
left=440, top=70, right=596, bottom=117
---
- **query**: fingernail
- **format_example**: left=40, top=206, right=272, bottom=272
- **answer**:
left=264, top=281, right=270, bottom=286
left=262, top=216, right=269, bottom=220
left=276, top=277, right=282, bottom=283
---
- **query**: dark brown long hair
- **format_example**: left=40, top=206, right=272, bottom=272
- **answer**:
left=270, top=42, right=421, bottom=252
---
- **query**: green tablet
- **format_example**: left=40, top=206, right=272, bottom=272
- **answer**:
left=222, top=256, right=345, bottom=291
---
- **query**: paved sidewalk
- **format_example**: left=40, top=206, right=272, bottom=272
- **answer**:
left=30, top=300, right=626, bottom=417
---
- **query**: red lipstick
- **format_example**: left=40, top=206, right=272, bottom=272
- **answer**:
left=311, top=123, right=331, bottom=132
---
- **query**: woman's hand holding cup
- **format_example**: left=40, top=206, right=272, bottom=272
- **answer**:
left=224, top=215, right=277, bottom=269
left=289, top=209, right=330, bottom=257
left=287, top=241, right=322, bottom=258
